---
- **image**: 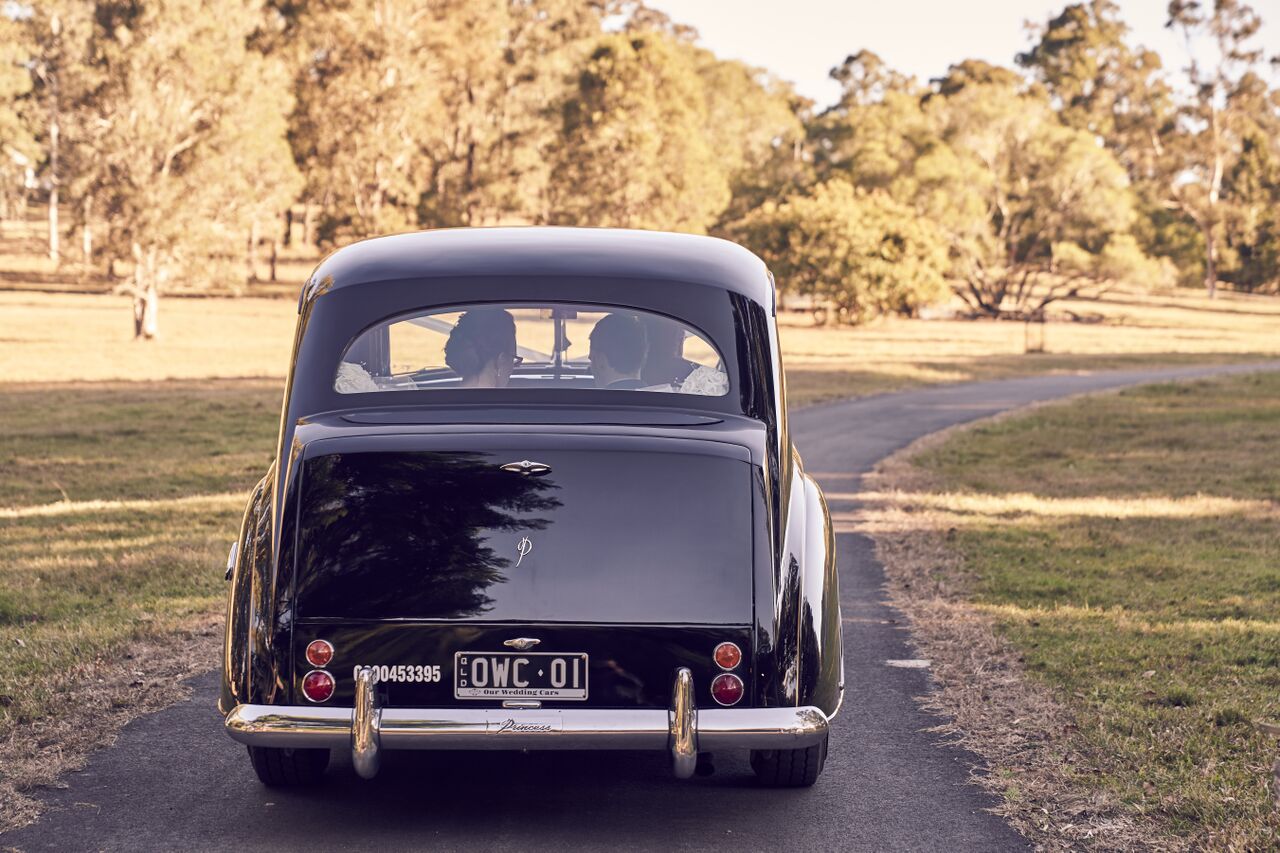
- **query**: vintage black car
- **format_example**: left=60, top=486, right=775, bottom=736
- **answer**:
left=220, top=227, right=841, bottom=788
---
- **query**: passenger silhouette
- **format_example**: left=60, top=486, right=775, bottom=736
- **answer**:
left=588, top=313, right=647, bottom=390
left=445, top=309, right=519, bottom=388
left=639, top=315, right=698, bottom=387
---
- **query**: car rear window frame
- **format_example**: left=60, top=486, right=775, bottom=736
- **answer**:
left=286, top=275, right=771, bottom=422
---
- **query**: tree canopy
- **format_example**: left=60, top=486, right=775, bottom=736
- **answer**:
left=3, top=0, right=1279, bottom=330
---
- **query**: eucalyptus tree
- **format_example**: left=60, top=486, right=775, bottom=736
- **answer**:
left=545, top=31, right=730, bottom=233
left=287, top=1, right=439, bottom=244
left=1163, top=0, right=1276, bottom=296
left=693, top=52, right=806, bottom=229
left=14, top=2, right=99, bottom=264
left=0, top=14, right=38, bottom=222
left=925, top=73, right=1140, bottom=315
left=82, top=0, right=299, bottom=336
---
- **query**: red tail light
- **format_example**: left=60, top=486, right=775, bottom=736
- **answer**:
left=306, top=639, right=334, bottom=667
left=302, top=670, right=335, bottom=703
left=713, top=642, right=741, bottom=670
left=710, top=673, right=743, bottom=706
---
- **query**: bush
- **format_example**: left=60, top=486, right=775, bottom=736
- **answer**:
left=734, top=180, right=948, bottom=323
left=1096, top=234, right=1177, bottom=290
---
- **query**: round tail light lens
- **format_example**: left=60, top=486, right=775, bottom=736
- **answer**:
left=302, top=670, right=335, bottom=703
left=713, top=642, right=742, bottom=670
left=710, top=673, right=744, bottom=706
left=306, top=639, right=334, bottom=667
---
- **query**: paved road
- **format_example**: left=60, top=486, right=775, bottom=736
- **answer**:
left=6, top=362, right=1277, bottom=853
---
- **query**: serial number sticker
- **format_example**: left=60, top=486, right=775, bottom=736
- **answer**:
left=455, top=651, right=588, bottom=700
left=353, top=664, right=442, bottom=684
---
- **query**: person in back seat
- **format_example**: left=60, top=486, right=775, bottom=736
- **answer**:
left=445, top=308, right=520, bottom=388
left=588, top=313, right=647, bottom=390
left=639, top=315, right=698, bottom=388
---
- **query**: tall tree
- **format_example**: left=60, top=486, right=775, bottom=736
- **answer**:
left=287, top=0, right=600, bottom=242
left=1018, top=1, right=1176, bottom=180
left=926, top=74, right=1140, bottom=315
left=417, top=0, right=602, bottom=228
left=83, top=0, right=300, bottom=336
left=1164, top=0, right=1273, bottom=296
left=692, top=52, right=807, bottom=230
left=0, top=14, right=39, bottom=222
left=545, top=31, right=730, bottom=232
left=20, top=3, right=99, bottom=265
left=1220, top=121, right=1280, bottom=292
left=287, top=1, right=439, bottom=244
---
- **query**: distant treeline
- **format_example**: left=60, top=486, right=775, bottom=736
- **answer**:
left=2, top=0, right=1278, bottom=328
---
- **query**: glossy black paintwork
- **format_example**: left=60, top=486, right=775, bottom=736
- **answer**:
left=300, top=227, right=775, bottom=306
left=219, top=227, right=841, bottom=722
left=295, top=447, right=754, bottom=623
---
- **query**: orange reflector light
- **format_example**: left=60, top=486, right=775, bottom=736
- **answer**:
left=302, top=670, right=335, bottom=703
left=710, top=673, right=744, bottom=706
left=306, top=639, right=334, bottom=667
left=713, top=642, right=742, bottom=670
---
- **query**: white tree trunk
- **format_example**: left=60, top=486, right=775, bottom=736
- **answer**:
left=81, top=195, right=93, bottom=265
left=47, top=107, right=59, bottom=265
left=132, top=245, right=160, bottom=340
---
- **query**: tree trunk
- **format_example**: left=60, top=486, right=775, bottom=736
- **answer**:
left=47, top=84, right=59, bottom=266
left=134, top=282, right=159, bottom=340
left=47, top=187, right=59, bottom=266
left=81, top=195, right=93, bottom=265
left=283, top=207, right=293, bottom=247
left=1202, top=221, right=1218, bottom=299
left=269, top=238, right=278, bottom=282
left=132, top=245, right=159, bottom=340
left=246, top=220, right=259, bottom=282
left=303, top=204, right=315, bottom=247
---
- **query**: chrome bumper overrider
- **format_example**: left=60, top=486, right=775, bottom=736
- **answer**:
left=224, top=667, right=829, bottom=780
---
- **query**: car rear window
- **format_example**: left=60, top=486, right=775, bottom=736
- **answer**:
left=335, top=303, right=729, bottom=397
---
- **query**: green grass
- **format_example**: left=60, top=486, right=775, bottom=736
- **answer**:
left=913, top=371, right=1280, bottom=848
left=0, top=380, right=279, bottom=729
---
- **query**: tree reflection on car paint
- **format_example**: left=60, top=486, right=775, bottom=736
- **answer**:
left=297, top=452, right=560, bottom=619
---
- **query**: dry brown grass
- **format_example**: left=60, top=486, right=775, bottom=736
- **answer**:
left=2, top=284, right=1278, bottom=396
left=0, top=616, right=220, bottom=833
left=0, top=292, right=297, bottom=383
left=780, top=285, right=1280, bottom=404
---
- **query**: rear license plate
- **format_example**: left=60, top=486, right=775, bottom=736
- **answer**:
left=454, top=651, right=588, bottom=700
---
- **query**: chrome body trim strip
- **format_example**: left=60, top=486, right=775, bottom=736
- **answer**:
left=351, top=667, right=381, bottom=780
left=224, top=704, right=828, bottom=753
left=669, top=667, right=697, bottom=779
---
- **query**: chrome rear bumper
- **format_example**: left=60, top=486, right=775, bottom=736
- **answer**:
left=224, top=667, right=829, bottom=780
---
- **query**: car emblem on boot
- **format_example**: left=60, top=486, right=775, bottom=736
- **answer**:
left=503, top=637, right=541, bottom=651
left=500, top=460, right=552, bottom=476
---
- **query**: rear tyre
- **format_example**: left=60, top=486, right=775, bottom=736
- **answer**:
left=247, top=745, right=329, bottom=787
left=750, top=735, right=828, bottom=788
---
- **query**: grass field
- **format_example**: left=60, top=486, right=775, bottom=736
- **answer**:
left=885, top=373, right=1280, bottom=848
left=0, top=381, right=280, bottom=827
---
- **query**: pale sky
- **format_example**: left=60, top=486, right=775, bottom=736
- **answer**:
left=648, top=0, right=1280, bottom=107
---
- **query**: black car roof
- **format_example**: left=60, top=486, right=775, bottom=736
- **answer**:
left=306, top=227, right=774, bottom=307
